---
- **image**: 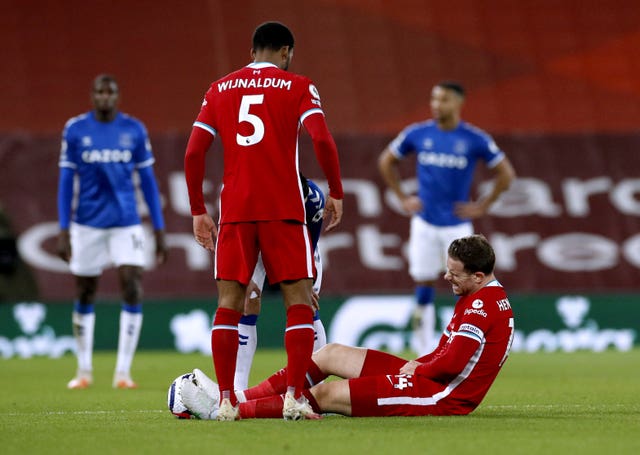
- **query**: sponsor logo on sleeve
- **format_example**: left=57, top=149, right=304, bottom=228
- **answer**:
left=458, top=323, right=484, bottom=340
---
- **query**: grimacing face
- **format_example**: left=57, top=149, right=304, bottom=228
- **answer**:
left=444, top=256, right=480, bottom=296
left=430, top=86, right=462, bottom=123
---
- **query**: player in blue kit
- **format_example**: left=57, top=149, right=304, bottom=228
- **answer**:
left=379, top=81, right=515, bottom=356
left=234, top=176, right=327, bottom=391
left=57, top=74, right=167, bottom=389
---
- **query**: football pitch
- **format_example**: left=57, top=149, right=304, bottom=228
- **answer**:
left=2, top=349, right=639, bottom=455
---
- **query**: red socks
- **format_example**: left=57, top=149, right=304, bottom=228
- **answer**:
left=284, top=304, right=315, bottom=397
left=211, top=307, right=242, bottom=403
left=239, top=391, right=322, bottom=418
left=243, top=359, right=328, bottom=401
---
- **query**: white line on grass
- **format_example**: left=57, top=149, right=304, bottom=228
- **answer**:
left=1, top=409, right=165, bottom=417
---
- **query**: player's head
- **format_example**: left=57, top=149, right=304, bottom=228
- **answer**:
left=251, top=21, right=295, bottom=70
left=445, top=235, right=495, bottom=295
left=431, top=80, right=465, bottom=126
left=91, top=74, right=119, bottom=117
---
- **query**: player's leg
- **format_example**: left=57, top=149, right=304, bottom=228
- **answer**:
left=113, top=264, right=143, bottom=388
left=408, top=216, right=441, bottom=356
left=313, top=310, right=327, bottom=351
left=68, top=275, right=98, bottom=389
left=234, top=254, right=266, bottom=391
left=239, top=342, right=367, bottom=403
left=67, top=223, right=108, bottom=389
left=212, top=279, right=245, bottom=420
left=213, top=223, right=258, bottom=414
left=235, top=297, right=259, bottom=391
left=259, top=221, right=317, bottom=419
left=311, top=249, right=326, bottom=351
left=110, top=225, right=147, bottom=388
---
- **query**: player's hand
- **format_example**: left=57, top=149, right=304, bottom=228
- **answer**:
left=401, top=195, right=422, bottom=215
left=454, top=200, right=488, bottom=219
left=56, top=230, right=71, bottom=262
left=399, top=360, right=421, bottom=375
left=154, top=230, right=169, bottom=265
left=323, top=197, right=343, bottom=232
left=193, top=213, right=217, bottom=252
left=310, top=290, right=320, bottom=311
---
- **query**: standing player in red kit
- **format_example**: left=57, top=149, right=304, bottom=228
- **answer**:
left=181, top=235, right=514, bottom=419
left=183, top=22, right=344, bottom=421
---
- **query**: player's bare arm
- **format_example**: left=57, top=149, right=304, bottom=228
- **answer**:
left=56, top=230, right=71, bottom=262
left=378, top=148, right=422, bottom=215
left=455, top=157, right=515, bottom=219
left=154, top=230, right=168, bottom=265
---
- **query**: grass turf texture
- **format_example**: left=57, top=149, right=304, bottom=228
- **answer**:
left=2, top=350, right=639, bottom=455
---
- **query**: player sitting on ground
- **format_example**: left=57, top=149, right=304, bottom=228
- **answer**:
left=181, top=234, right=515, bottom=420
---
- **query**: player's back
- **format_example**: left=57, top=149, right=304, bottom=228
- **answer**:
left=199, top=62, right=321, bottom=224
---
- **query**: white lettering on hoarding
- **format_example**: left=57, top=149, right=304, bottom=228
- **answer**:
left=328, top=296, right=636, bottom=354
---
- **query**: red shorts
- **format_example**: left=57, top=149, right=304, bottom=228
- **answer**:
left=215, top=221, right=315, bottom=285
left=348, top=350, right=475, bottom=417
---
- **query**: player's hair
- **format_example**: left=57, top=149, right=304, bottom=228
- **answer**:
left=92, top=73, right=118, bottom=92
left=252, top=21, right=295, bottom=51
left=448, top=234, right=495, bottom=275
left=436, top=80, right=465, bottom=97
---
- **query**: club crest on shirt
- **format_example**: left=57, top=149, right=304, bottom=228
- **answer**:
left=454, top=140, right=467, bottom=154
left=472, top=299, right=484, bottom=309
left=422, top=138, right=433, bottom=149
left=119, top=133, right=133, bottom=148
left=81, top=136, right=92, bottom=147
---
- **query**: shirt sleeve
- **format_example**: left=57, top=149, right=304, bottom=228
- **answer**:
left=57, top=167, right=75, bottom=229
left=184, top=125, right=215, bottom=215
left=138, top=166, right=165, bottom=230
left=414, top=334, right=480, bottom=381
left=302, top=114, right=343, bottom=199
left=133, top=122, right=156, bottom=169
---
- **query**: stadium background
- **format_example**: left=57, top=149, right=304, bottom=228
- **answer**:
left=1, top=0, right=639, bottom=354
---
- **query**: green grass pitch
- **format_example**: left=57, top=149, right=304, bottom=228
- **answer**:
left=2, top=349, right=639, bottom=455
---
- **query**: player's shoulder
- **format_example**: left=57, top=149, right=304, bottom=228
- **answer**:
left=118, top=112, right=145, bottom=126
left=401, top=119, right=436, bottom=137
left=474, top=281, right=512, bottom=311
left=458, top=121, right=494, bottom=141
left=406, top=119, right=434, bottom=132
left=63, top=112, right=91, bottom=132
left=118, top=112, right=149, bottom=134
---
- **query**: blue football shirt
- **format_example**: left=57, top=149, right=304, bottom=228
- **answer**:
left=59, top=111, right=155, bottom=228
left=388, top=120, right=505, bottom=226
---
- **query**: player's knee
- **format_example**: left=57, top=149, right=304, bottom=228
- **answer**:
left=76, top=279, right=98, bottom=303
left=121, top=279, right=142, bottom=304
left=312, top=343, right=341, bottom=366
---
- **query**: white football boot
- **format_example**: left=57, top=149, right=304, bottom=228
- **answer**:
left=180, top=376, right=218, bottom=420
left=282, top=392, right=321, bottom=420
left=67, top=370, right=93, bottom=389
left=113, top=372, right=138, bottom=389
left=192, top=368, right=220, bottom=403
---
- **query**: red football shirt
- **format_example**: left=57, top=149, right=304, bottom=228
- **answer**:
left=415, top=280, right=515, bottom=410
left=193, top=62, right=338, bottom=224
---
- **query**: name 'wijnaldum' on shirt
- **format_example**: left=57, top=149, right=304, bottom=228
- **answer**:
left=217, top=77, right=292, bottom=92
